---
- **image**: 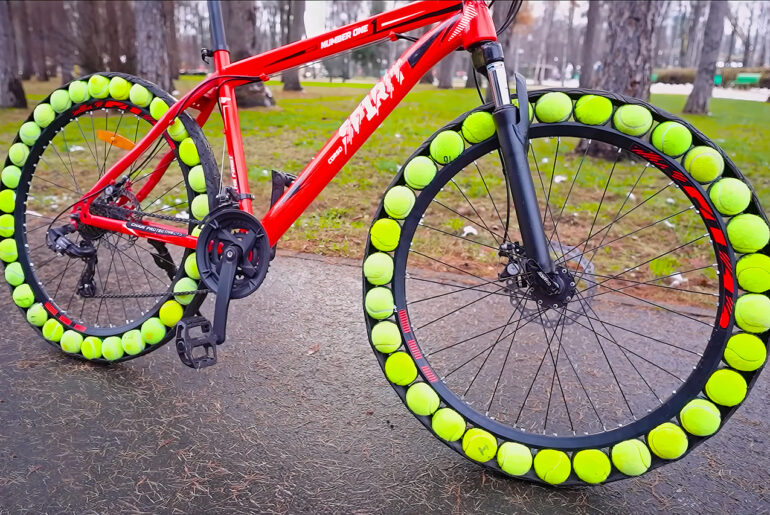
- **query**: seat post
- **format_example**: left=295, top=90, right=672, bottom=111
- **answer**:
left=207, top=0, right=228, bottom=52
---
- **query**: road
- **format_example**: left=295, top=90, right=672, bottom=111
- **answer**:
left=1, top=253, right=768, bottom=513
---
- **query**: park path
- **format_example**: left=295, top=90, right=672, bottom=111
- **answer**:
left=0, top=252, right=768, bottom=513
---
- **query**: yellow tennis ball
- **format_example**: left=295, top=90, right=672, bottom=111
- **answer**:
left=184, top=253, right=200, bottom=280
left=50, top=89, right=72, bottom=113
left=535, top=91, right=573, bottom=123
left=0, top=214, right=14, bottom=237
left=128, top=83, right=152, bottom=107
left=512, top=98, right=534, bottom=121
left=68, top=80, right=90, bottom=104
left=122, top=329, right=146, bottom=355
left=734, top=293, right=770, bottom=333
left=174, top=277, right=198, bottom=305
left=81, top=336, right=102, bottom=360
left=88, top=74, right=110, bottom=99
left=384, top=351, right=417, bottom=385
left=370, top=218, right=400, bottom=252
left=168, top=118, right=189, bottom=141
left=108, top=76, right=131, bottom=100
left=496, top=442, right=532, bottom=476
left=159, top=300, right=184, bottom=326
left=613, top=104, right=653, bottom=136
left=178, top=138, right=200, bottom=166
left=370, top=320, right=402, bottom=353
left=709, top=178, right=752, bottom=216
left=149, top=97, right=169, bottom=120
left=12, top=283, right=34, bottom=308
left=33, top=103, right=56, bottom=128
left=405, top=382, right=440, bottom=416
left=101, top=336, right=124, bottom=361
left=611, top=439, right=650, bottom=476
left=0, top=238, right=18, bottom=262
left=736, top=254, right=770, bottom=293
left=647, top=422, right=688, bottom=460
left=60, top=330, right=83, bottom=354
left=363, top=252, right=393, bottom=286
left=383, top=186, right=415, bottom=220
left=42, top=318, right=64, bottom=342
left=2, top=165, right=21, bottom=189
left=26, top=303, right=48, bottom=327
left=572, top=449, right=611, bottom=484
left=679, top=398, right=721, bottom=436
left=727, top=214, right=769, bottom=254
left=19, top=121, right=41, bottom=146
left=187, top=165, right=207, bottom=193
left=403, top=156, right=436, bottom=190
left=462, top=428, right=498, bottom=462
left=191, top=194, right=209, bottom=220
left=533, top=449, right=571, bottom=485
left=684, top=146, right=724, bottom=183
left=573, top=94, right=613, bottom=125
left=461, top=111, right=496, bottom=143
left=365, top=286, right=394, bottom=320
left=429, top=130, right=464, bottom=164
left=431, top=408, right=465, bottom=441
left=4, top=261, right=24, bottom=285
left=141, top=317, right=166, bottom=345
left=8, top=142, right=29, bottom=167
left=651, top=121, right=692, bottom=157
left=705, top=368, right=747, bottom=406
left=724, top=332, right=767, bottom=371
left=0, top=189, right=16, bottom=213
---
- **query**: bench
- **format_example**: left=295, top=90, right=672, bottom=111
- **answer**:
left=733, top=73, right=761, bottom=87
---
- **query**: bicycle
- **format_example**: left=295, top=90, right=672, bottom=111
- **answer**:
left=2, top=0, right=768, bottom=486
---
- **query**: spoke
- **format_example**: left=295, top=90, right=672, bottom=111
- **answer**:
left=585, top=270, right=718, bottom=298
left=36, top=155, right=82, bottom=194
left=413, top=286, right=505, bottom=332
left=543, top=307, right=573, bottom=433
left=548, top=139, right=591, bottom=242
left=528, top=142, right=560, bottom=232
left=410, top=249, right=503, bottom=288
left=48, top=137, right=82, bottom=194
left=432, top=198, right=505, bottom=242
left=407, top=277, right=507, bottom=305
left=74, top=117, right=100, bottom=167
left=474, top=161, right=508, bottom=240
left=418, top=222, right=500, bottom=251
left=463, top=308, right=520, bottom=398
left=449, top=178, right=501, bottom=246
left=102, top=111, right=126, bottom=169
left=142, top=179, right=185, bottom=212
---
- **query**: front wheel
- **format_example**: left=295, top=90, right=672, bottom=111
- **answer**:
left=362, top=89, right=768, bottom=485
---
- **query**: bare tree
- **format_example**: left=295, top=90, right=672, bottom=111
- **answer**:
left=437, top=51, right=456, bottom=89
left=11, top=1, right=32, bottom=80
left=684, top=1, right=727, bottom=114
left=0, top=0, right=26, bottom=107
left=281, top=0, right=305, bottom=91
left=135, top=0, right=173, bottom=92
left=685, top=0, right=706, bottom=66
left=561, top=0, right=576, bottom=86
left=535, top=2, right=556, bottom=83
left=164, top=1, right=180, bottom=82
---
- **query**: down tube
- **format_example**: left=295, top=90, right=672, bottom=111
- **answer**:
left=260, top=22, right=463, bottom=246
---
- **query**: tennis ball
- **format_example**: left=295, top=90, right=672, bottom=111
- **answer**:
left=191, top=225, right=202, bottom=237
left=49, top=89, right=72, bottom=113
left=461, top=111, right=496, bottom=143
left=33, top=103, right=56, bottom=128
left=512, top=98, right=534, bottom=121
left=149, top=97, right=169, bottom=120
left=533, top=449, right=571, bottom=485
left=370, top=218, right=400, bottom=252
left=81, top=336, right=102, bottom=360
left=174, top=277, right=198, bottom=305
left=168, top=118, right=189, bottom=141
left=141, top=317, right=166, bottom=345
left=0, top=214, right=14, bottom=237
left=191, top=194, right=209, bottom=220
left=122, top=329, right=145, bottom=355
left=101, top=336, right=124, bottom=361
left=26, top=303, right=48, bottom=327
left=365, top=286, right=394, bottom=320
left=734, top=293, right=770, bottom=333
left=573, top=94, right=613, bottom=125
left=647, top=422, right=688, bottom=460
left=60, top=330, right=83, bottom=354
left=2, top=165, right=21, bottom=189
left=430, top=130, right=464, bottom=164
left=363, top=252, right=393, bottom=286
left=383, top=186, right=415, bottom=219
left=12, top=283, right=34, bottom=308
left=88, top=75, right=110, bottom=99
left=403, top=156, right=436, bottom=190
left=462, top=428, right=498, bottom=462
left=42, top=318, right=64, bottom=342
left=4, top=261, right=23, bottom=285
left=108, top=76, right=131, bottom=100
left=184, top=253, right=200, bottom=280
left=129, top=83, right=152, bottom=107
left=736, top=254, right=770, bottom=293
left=405, top=382, right=440, bottom=416
left=370, top=320, right=402, bottom=353
left=611, top=439, right=651, bottom=476
left=68, top=80, right=90, bottom=103
left=19, top=121, right=41, bottom=146
left=8, top=142, right=29, bottom=167
left=187, top=165, right=206, bottom=193
left=0, top=238, right=18, bottom=262
left=159, top=299, right=184, bottom=326
left=724, top=332, right=766, bottom=371
left=535, top=91, right=573, bottom=123
left=613, top=104, right=653, bottom=136
left=431, top=408, right=465, bottom=441
left=684, top=146, right=724, bottom=183
left=497, top=442, right=533, bottom=476
left=0, top=189, right=16, bottom=213
left=709, top=178, right=751, bottom=216
left=178, top=138, right=200, bottom=167
left=728, top=214, right=769, bottom=254
left=705, top=368, right=747, bottom=406
left=572, top=449, right=611, bottom=484
left=679, top=398, right=721, bottom=436
left=651, top=121, right=692, bottom=157
left=384, top=350, right=417, bottom=385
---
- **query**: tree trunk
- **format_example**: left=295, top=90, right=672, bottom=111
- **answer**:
left=164, top=1, right=179, bottom=82
left=0, top=0, right=26, bottom=108
left=282, top=0, right=305, bottom=91
left=684, top=1, right=727, bottom=114
left=135, top=1, right=173, bottom=92
left=437, top=50, right=455, bottom=89
left=686, top=0, right=705, bottom=67
left=419, top=26, right=434, bottom=84
left=561, top=0, right=576, bottom=86
left=51, top=0, right=75, bottom=83
left=741, top=5, right=755, bottom=67
left=580, top=0, right=601, bottom=88
left=12, top=1, right=32, bottom=80
left=464, top=60, right=476, bottom=88
left=725, top=17, right=735, bottom=64
left=536, top=2, right=556, bottom=83
left=28, top=1, right=49, bottom=81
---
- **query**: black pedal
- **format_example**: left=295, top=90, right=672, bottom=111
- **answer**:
left=175, top=316, right=217, bottom=369
left=269, top=170, right=296, bottom=260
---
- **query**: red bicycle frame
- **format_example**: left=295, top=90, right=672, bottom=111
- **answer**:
left=77, top=0, right=497, bottom=249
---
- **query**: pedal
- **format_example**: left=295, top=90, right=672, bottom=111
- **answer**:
left=175, top=316, right=217, bottom=369
left=269, top=170, right=296, bottom=259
